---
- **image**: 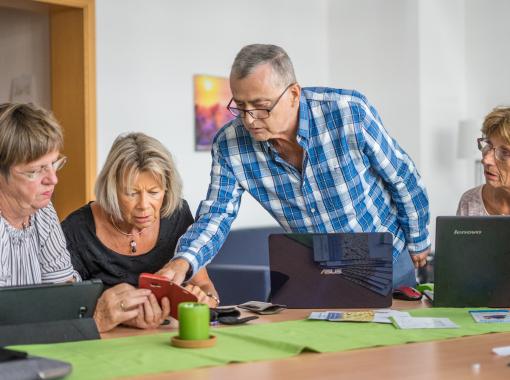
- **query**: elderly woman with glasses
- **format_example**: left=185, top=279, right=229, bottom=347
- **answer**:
left=457, top=106, right=510, bottom=216
left=62, top=132, right=219, bottom=332
left=0, top=103, right=78, bottom=286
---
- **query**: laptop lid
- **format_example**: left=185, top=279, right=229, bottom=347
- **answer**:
left=434, top=216, right=510, bottom=307
left=268, top=233, right=393, bottom=309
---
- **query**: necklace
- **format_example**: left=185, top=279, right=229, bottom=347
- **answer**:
left=110, top=216, right=146, bottom=254
left=0, top=209, right=30, bottom=230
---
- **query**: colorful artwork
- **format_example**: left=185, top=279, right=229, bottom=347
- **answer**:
left=194, top=75, right=235, bottom=151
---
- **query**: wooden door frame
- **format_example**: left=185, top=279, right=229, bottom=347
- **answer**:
left=0, top=0, right=96, bottom=218
left=36, top=0, right=96, bottom=218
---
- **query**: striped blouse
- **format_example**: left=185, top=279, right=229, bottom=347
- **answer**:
left=0, top=203, right=80, bottom=286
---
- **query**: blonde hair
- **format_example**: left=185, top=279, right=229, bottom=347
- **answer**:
left=0, top=103, right=63, bottom=177
left=95, top=133, right=182, bottom=221
left=482, top=106, right=510, bottom=143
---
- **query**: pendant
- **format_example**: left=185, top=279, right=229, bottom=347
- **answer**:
left=130, top=240, right=137, bottom=254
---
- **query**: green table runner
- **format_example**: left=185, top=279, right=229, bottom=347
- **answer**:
left=12, top=308, right=510, bottom=380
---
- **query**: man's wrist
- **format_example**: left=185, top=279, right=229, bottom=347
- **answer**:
left=168, top=257, right=193, bottom=282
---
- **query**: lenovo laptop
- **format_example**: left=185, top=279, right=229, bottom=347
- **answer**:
left=434, top=216, right=510, bottom=307
left=268, top=233, right=393, bottom=308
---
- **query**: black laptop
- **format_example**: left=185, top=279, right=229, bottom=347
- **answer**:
left=434, top=216, right=510, bottom=307
left=268, top=233, right=393, bottom=308
left=0, top=279, right=103, bottom=345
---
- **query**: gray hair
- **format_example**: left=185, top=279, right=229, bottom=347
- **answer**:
left=482, top=106, right=510, bottom=144
left=0, top=103, right=63, bottom=178
left=230, top=44, right=296, bottom=87
left=95, top=132, right=182, bottom=221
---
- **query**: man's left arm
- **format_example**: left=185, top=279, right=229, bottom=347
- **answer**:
left=356, top=101, right=431, bottom=266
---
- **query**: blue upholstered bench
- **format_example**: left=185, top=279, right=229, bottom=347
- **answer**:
left=206, top=226, right=283, bottom=305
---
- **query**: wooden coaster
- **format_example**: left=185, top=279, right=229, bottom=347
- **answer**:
left=170, top=335, right=217, bottom=348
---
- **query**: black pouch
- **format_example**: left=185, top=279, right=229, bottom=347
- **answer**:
left=237, top=301, right=286, bottom=315
left=210, top=307, right=259, bottom=325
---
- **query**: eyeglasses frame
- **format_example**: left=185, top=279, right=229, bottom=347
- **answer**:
left=477, top=137, right=510, bottom=162
left=227, top=82, right=296, bottom=120
left=14, top=155, right=68, bottom=181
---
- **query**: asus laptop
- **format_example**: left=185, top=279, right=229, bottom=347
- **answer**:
left=268, top=233, right=393, bottom=308
left=434, top=216, right=510, bottom=307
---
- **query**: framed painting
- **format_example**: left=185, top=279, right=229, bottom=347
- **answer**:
left=194, top=74, right=235, bottom=151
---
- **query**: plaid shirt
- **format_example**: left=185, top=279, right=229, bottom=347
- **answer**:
left=176, top=87, right=430, bottom=275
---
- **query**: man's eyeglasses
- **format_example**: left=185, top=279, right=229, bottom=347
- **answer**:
left=15, top=156, right=68, bottom=181
left=477, top=138, right=510, bottom=162
left=227, top=83, right=295, bottom=120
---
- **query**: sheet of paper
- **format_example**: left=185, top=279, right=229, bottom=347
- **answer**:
left=308, top=311, right=374, bottom=322
left=391, top=315, right=459, bottom=329
left=372, top=309, right=411, bottom=324
left=492, top=345, right=510, bottom=356
left=308, top=311, right=343, bottom=321
left=309, top=309, right=407, bottom=323
left=470, top=310, right=510, bottom=323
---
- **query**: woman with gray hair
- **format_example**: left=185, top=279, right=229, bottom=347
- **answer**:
left=62, top=132, right=219, bottom=332
left=0, top=102, right=78, bottom=286
left=457, top=106, right=510, bottom=216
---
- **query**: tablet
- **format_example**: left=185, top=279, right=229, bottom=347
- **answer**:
left=0, top=279, right=103, bottom=325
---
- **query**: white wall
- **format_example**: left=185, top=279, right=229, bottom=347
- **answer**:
left=465, top=0, right=510, bottom=119
left=96, top=0, right=330, bottom=228
left=328, top=0, right=420, bottom=164
left=418, top=0, right=510, bottom=247
left=0, top=6, right=50, bottom=108
left=418, top=0, right=468, bottom=247
left=95, top=0, right=510, bottom=236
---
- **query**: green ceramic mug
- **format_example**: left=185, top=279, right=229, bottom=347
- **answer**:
left=178, top=302, right=210, bottom=340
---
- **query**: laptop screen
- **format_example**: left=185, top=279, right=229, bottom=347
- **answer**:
left=434, top=216, right=510, bottom=307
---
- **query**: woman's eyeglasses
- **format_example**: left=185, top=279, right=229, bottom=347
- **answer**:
left=15, top=156, right=68, bottom=181
left=477, top=138, right=510, bottom=162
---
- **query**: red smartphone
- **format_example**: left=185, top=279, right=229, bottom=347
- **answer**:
left=138, top=273, right=198, bottom=319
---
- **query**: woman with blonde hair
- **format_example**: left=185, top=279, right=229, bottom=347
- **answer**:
left=457, top=106, right=510, bottom=216
left=62, top=132, right=219, bottom=332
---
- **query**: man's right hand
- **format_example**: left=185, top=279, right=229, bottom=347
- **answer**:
left=155, top=258, right=191, bottom=285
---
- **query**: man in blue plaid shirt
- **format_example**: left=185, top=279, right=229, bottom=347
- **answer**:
left=159, top=44, right=430, bottom=290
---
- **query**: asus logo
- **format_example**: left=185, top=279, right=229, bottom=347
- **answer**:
left=453, top=230, right=482, bottom=235
left=320, top=269, right=343, bottom=275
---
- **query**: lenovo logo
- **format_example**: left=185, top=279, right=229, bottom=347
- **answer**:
left=320, top=268, right=343, bottom=275
left=453, top=230, right=482, bottom=235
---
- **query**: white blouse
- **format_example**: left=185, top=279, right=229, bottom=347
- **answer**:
left=456, top=185, right=489, bottom=216
left=0, top=203, right=80, bottom=286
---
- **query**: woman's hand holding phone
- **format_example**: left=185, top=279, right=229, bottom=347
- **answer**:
left=123, top=294, right=171, bottom=330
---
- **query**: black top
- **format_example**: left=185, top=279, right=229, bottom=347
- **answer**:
left=61, top=201, right=193, bottom=288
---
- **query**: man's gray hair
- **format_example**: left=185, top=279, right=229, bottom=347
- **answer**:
left=230, top=44, right=296, bottom=87
left=95, top=132, right=182, bottom=221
